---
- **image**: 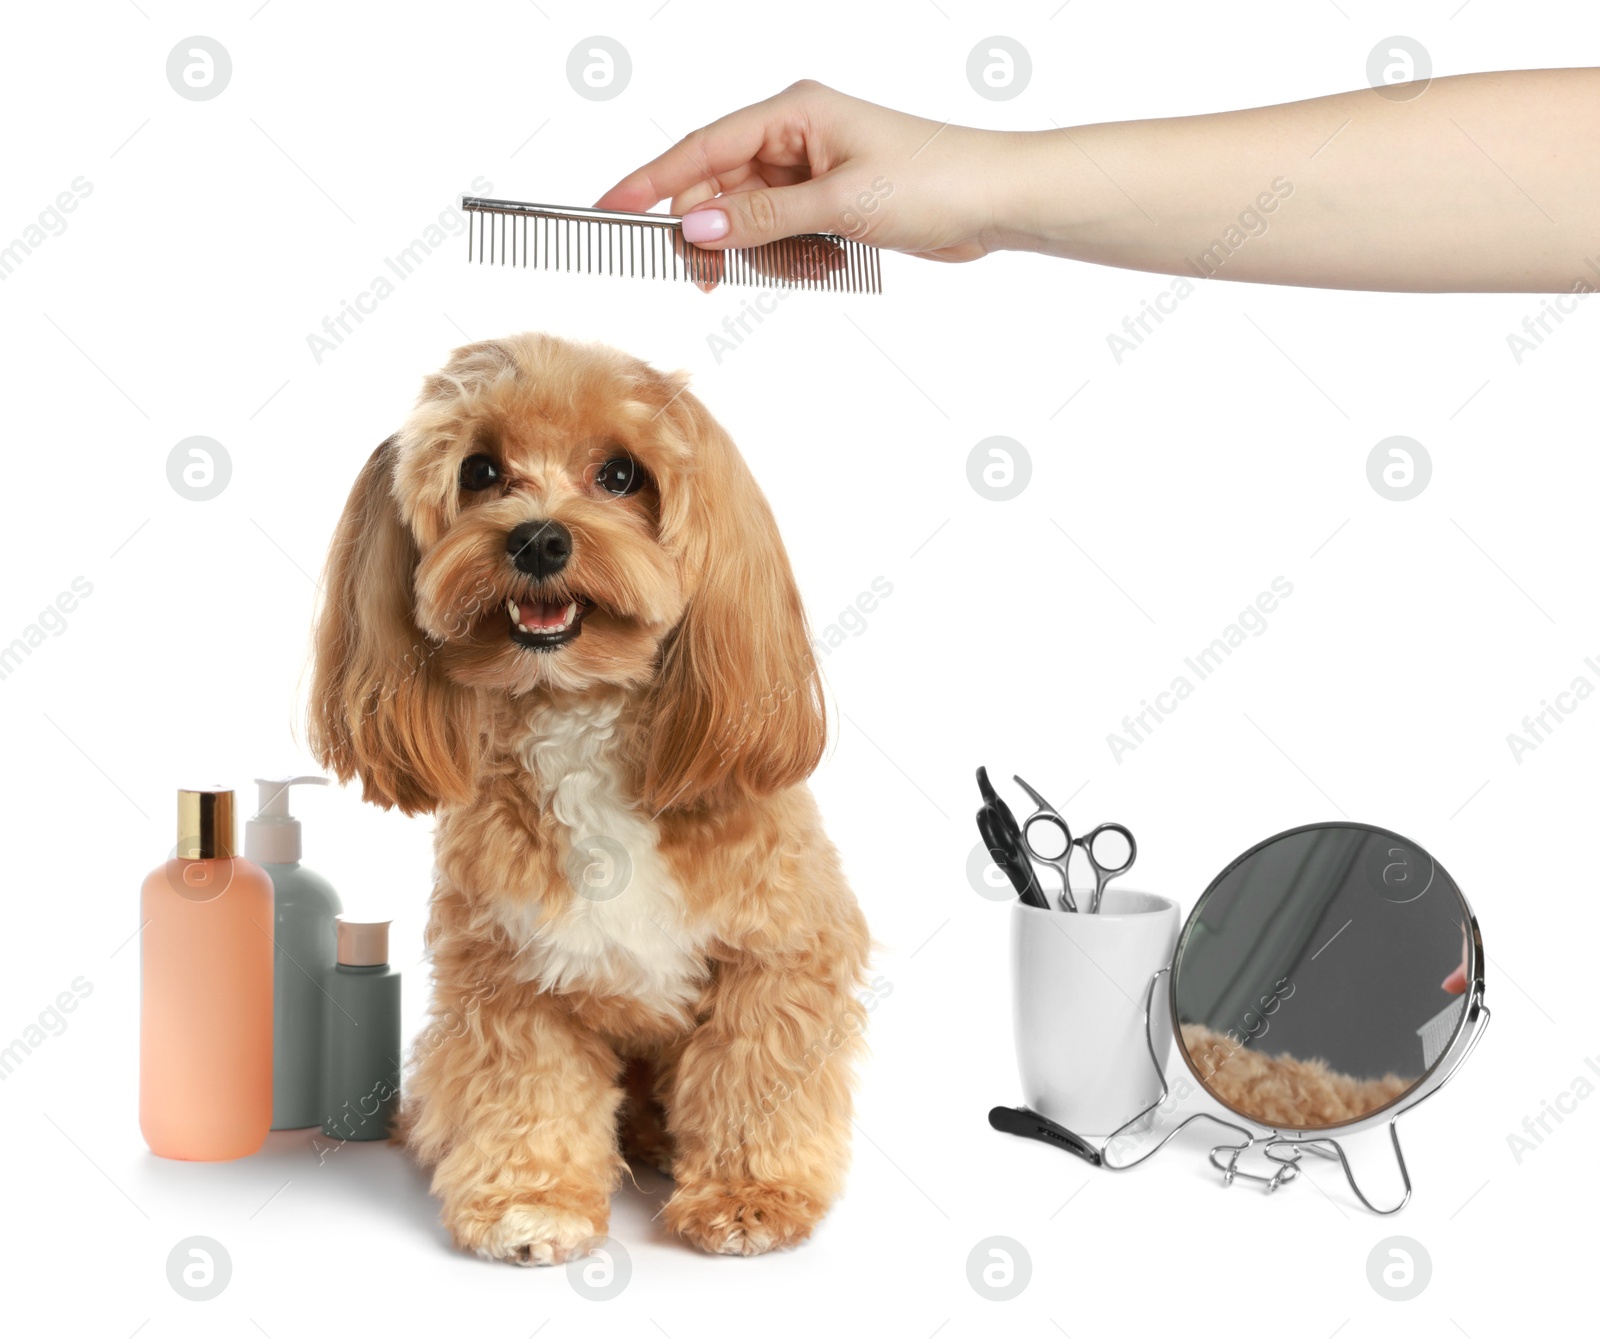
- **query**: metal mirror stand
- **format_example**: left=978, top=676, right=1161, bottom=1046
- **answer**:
left=1090, top=967, right=1492, bottom=1214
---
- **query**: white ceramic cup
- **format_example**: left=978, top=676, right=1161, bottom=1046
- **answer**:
left=1010, top=889, right=1182, bottom=1136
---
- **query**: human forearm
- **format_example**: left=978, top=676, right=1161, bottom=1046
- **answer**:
left=992, top=70, right=1600, bottom=292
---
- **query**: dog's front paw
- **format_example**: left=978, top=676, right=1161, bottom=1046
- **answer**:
left=453, top=1201, right=603, bottom=1267
left=664, top=1180, right=823, bottom=1256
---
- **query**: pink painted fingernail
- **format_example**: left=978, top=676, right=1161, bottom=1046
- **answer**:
left=681, top=208, right=729, bottom=243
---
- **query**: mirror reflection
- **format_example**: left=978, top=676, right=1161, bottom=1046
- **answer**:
left=1173, top=824, right=1471, bottom=1130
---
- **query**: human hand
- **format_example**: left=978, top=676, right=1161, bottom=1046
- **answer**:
left=593, top=81, right=1025, bottom=289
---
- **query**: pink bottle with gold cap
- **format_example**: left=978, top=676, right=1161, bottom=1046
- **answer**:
left=140, top=787, right=274, bottom=1160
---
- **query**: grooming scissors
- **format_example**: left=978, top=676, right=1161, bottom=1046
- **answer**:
left=1012, top=775, right=1138, bottom=914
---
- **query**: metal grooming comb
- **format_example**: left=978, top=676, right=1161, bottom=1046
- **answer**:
left=462, top=196, right=882, bottom=294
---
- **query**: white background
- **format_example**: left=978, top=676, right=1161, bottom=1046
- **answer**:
left=2, top=2, right=1594, bottom=1335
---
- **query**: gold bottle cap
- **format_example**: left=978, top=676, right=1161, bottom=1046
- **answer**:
left=177, top=788, right=237, bottom=859
left=336, top=917, right=391, bottom=967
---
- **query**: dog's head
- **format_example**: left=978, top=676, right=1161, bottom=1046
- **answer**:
left=309, top=333, right=824, bottom=816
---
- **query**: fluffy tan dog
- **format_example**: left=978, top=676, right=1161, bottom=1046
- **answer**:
left=1181, top=1024, right=1411, bottom=1128
left=309, top=333, right=870, bottom=1263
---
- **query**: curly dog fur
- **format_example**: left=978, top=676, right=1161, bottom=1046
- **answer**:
left=1182, top=1023, right=1411, bottom=1128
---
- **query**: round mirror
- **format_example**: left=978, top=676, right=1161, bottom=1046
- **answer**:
left=1172, top=823, right=1479, bottom=1132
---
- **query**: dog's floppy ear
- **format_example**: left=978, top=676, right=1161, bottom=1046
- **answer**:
left=308, top=438, right=479, bottom=815
left=642, top=387, right=826, bottom=812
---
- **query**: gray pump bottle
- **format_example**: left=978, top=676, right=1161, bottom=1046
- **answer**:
left=247, top=776, right=342, bottom=1131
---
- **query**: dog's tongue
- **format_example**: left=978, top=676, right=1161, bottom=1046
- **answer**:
left=518, top=597, right=568, bottom=629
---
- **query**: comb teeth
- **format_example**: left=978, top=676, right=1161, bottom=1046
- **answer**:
left=462, top=197, right=882, bottom=294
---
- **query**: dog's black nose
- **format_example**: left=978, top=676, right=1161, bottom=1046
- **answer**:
left=506, top=519, right=572, bottom=577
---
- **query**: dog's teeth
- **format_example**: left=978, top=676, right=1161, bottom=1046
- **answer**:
left=508, top=597, right=580, bottom=638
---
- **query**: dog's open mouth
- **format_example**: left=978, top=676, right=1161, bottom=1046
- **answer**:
left=506, top=595, right=590, bottom=650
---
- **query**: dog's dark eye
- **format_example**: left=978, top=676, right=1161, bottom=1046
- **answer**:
left=595, top=456, right=647, bottom=497
left=459, top=453, right=502, bottom=492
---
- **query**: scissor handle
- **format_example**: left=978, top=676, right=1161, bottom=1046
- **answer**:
left=1021, top=812, right=1078, bottom=913
left=1022, top=810, right=1072, bottom=863
left=1014, top=776, right=1073, bottom=862
left=1079, top=822, right=1138, bottom=879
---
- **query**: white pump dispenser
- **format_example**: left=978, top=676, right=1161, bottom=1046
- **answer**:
left=245, top=776, right=328, bottom=864
left=247, top=773, right=343, bottom=1129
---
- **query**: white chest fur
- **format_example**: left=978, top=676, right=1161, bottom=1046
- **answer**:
left=501, top=695, right=707, bottom=1013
